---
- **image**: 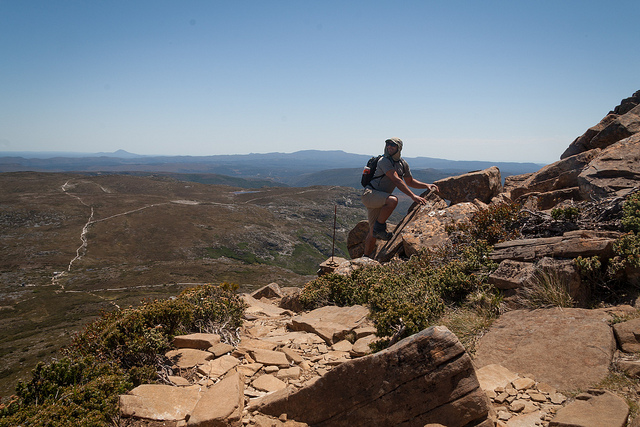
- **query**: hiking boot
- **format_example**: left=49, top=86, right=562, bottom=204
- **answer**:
left=373, top=228, right=393, bottom=240
left=372, top=222, right=393, bottom=240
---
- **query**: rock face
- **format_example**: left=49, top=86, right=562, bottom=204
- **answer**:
left=473, top=308, right=616, bottom=391
left=250, top=326, right=492, bottom=427
left=578, top=132, right=640, bottom=198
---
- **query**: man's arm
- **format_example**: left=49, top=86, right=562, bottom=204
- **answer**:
left=385, top=170, right=431, bottom=205
left=404, top=175, right=439, bottom=192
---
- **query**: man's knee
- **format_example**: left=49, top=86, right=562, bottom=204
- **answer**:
left=386, top=195, right=398, bottom=208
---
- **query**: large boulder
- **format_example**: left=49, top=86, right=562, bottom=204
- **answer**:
left=434, top=166, right=502, bottom=205
left=376, top=191, right=448, bottom=262
left=578, top=132, right=640, bottom=199
left=249, top=326, right=492, bottom=427
left=549, top=389, right=629, bottom=427
left=473, top=308, right=616, bottom=391
left=187, top=371, right=244, bottom=426
left=401, top=202, right=478, bottom=257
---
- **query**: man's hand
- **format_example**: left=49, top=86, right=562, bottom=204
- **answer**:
left=428, top=183, right=439, bottom=192
left=412, top=194, right=427, bottom=205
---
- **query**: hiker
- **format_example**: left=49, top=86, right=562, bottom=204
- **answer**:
left=361, top=137, right=438, bottom=258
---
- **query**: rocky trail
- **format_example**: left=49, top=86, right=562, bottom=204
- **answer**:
left=118, top=282, right=640, bottom=427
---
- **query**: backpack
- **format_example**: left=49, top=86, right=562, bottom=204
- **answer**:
left=361, top=155, right=383, bottom=187
left=361, top=155, right=406, bottom=188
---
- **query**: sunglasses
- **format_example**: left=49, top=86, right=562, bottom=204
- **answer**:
left=385, top=141, right=398, bottom=147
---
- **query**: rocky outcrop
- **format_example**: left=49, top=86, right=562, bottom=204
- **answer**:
left=250, top=326, right=492, bottom=427
left=578, top=132, right=640, bottom=198
left=401, top=201, right=478, bottom=258
left=561, top=90, right=640, bottom=159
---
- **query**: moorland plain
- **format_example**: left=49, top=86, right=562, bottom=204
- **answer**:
left=0, top=171, right=365, bottom=396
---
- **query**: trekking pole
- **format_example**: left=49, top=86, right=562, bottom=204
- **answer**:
left=330, top=204, right=337, bottom=264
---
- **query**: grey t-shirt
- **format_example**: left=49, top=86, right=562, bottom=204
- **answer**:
left=370, top=156, right=412, bottom=194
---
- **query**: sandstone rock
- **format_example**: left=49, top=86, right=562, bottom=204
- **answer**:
left=289, top=305, right=369, bottom=345
left=401, top=202, right=478, bottom=258
left=251, top=283, right=284, bottom=299
left=317, top=256, right=348, bottom=276
left=488, top=260, right=535, bottom=290
left=333, top=257, right=380, bottom=276
left=279, top=287, right=304, bottom=313
left=561, top=113, right=619, bottom=159
left=280, top=347, right=304, bottom=364
left=474, top=308, right=615, bottom=391
left=509, top=150, right=600, bottom=202
left=578, top=132, right=640, bottom=199
left=119, top=384, right=202, bottom=421
left=616, top=359, right=640, bottom=377
left=208, top=342, right=235, bottom=357
left=249, top=326, right=492, bottom=427
left=237, top=362, right=263, bottom=377
left=187, top=371, right=244, bottom=427
left=586, top=104, right=640, bottom=153
left=276, top=366, right=302, bottom=380
left=331, top=340, right=353, bottom=352
left=243, top=293, right=292, bottom=318
left=489, top=230, right=619, bottom=262
left=249, top=348, right=291, bottom=367
left=549, top=389, right=629, bottom=427
left=253, top=374, right=287, bottom=393
left=612, top=317, right=640, bottom=353
left=166, top=348, right=215, bottom=369
left=518, top=186, right=584, bottom=211
left=168, top=375, right=191, bottom=386
left=351, top=334, right=378, bottom=357
left=199, top=354, right=240, bottom=378
left=173, top=333, right=221, bottom=350
left=434, top=166, right=503, bottom=205
left=475, top=364, right=519, bottom=392
left=376, top=191, right=448, bottom=262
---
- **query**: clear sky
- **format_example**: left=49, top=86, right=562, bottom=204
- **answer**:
left=1, top=1, right=638, bottom=164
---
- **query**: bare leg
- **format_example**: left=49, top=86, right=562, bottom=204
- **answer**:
left=364, top=195, right=398, bottom=257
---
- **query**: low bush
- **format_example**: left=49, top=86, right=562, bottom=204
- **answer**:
left=0, top=283, right=246, bottom=426
left=300, top=204, right=512, bottom=346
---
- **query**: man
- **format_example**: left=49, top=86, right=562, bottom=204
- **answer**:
left=361, top=137, right=439, bottom=258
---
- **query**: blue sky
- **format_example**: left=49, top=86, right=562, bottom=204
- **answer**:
left=1, top=1, right=638, bottom=164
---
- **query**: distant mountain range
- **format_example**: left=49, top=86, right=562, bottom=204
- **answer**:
left=0, top=149, right=544, bottom=188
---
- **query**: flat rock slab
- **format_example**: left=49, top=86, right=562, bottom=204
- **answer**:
left=475, top=364, right=519, bottom=392
left=187, top=372, right=244, bottom=427
left=166, top=348, right=215, bottom=369
left=173, top=333, right=221, bottom=349
left=119, top=384, right=203, bottom=421
left=549, top=390, right=629, bottom=427
left=198, top=354, right=239, bottom=378
left=489, top=230, right=619, bottom=262
left=289, top=305, right=370, bottom=345
left=250, top=326, right=491, bottom=427
left=473, top=308, right=615, bottom=391
left=243, top=294, right=292, bottom=318
left=612, top=317, right=640, bottom=352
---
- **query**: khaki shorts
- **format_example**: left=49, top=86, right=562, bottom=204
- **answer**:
left=361, top=187, right=391, bottom=227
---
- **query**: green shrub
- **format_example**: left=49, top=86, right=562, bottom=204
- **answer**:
left=551, top=206, right=580, bottom=222
left=1, top=283, right=246, bottom=426
left=451, top=202, right=522, bottom=245
left=622, top=192, right=640, bottom=233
